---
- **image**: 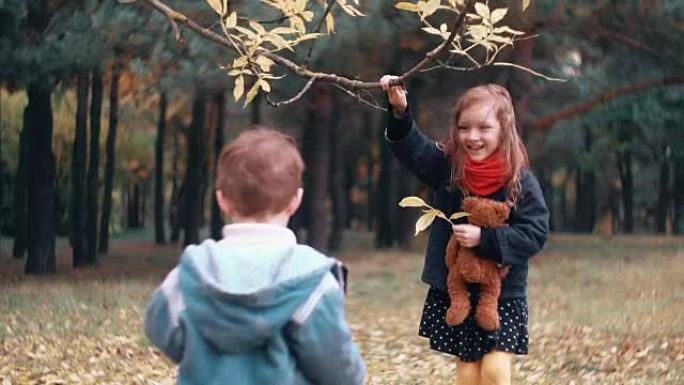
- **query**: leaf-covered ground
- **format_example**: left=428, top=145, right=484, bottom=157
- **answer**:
left=1, top=234, right=683, bottom=384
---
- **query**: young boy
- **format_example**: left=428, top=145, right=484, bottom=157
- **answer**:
left=144, top=128, right=366, bottom=385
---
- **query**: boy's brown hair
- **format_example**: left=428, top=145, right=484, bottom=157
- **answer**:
left=216, top=128, right=304, bottom=217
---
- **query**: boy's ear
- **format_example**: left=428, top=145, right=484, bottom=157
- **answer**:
left=285, top=188, right=304, bottom=215
left=215, top=189, right=235, bottom=217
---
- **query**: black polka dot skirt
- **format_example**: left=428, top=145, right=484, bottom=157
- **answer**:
left=418, top=287, right=529, bottom=362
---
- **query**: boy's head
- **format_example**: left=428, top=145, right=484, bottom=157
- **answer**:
left=215, top=128, right=304, bottom=221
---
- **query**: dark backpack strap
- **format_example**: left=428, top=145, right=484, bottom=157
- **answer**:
left=329, top=260, right=348, bottom=295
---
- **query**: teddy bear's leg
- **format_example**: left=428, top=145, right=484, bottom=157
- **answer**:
left=475, top=278, right=502, bottom=332
left=445, top=271, right=470, bottom=326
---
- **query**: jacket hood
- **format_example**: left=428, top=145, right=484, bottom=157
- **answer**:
left=178, top=224, right=334, bottom=353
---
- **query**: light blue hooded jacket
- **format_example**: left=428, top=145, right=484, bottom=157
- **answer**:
left=144, top=224, right=365, bottom=385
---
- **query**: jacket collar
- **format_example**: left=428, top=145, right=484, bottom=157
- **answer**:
left=221, top=223, right=297, bottom=247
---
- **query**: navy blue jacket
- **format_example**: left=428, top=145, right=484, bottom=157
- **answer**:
left=386, top=108, right=549, bottom=299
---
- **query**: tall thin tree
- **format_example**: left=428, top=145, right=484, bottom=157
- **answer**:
left=154, top=91, right=167, bottom=244
left=99, top=59, right=121, bottom=253
left=86, top=67, right=103, bottom=263
left=71, top=72, right=89, bottom=267
left=12, top=124, right=28, bottom=259
left=24, top=0, right=57, bottom=274
left=24, top=82, right=57, bottom=274
left=210, top=92, right=225, bottom=241
left=183, top=94, right=205, bottom=246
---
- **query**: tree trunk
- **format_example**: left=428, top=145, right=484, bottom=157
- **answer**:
left=183, top=95, right=205, bottom=246
left=251, top=92, right=262, bottom=126
left=127, top=184, right=137, bottom=228
left=617, top=149, right=634, bottom=233
left=363, top=110, right=375, bottom=232
left=343, top=152, right=355, bottom=229
left=574, top=126, right=596, bottom=233
left=299, top=86, right=332, bottom=252
left=154, top=92, right=167, bottom=244
left=328, top=100, right=345, bottom=252
left=211, top=92, right=225, bottom=241
left=142, top=179, right=148, bottom=227
left=85, top=68, right=103, bottom=264
left=655, top=151, right=671, bottom=233
left=0, top=89, right=3, bottom=255
left=673, top=161, right=684, bottom=234
left=71, top=73, right=89, bottom=268
left=170, top=126, right=183, bottom=243
left=507, top=0, right=535, bottom=141
left=538, top=164, right=555, bottom=231
left=12, top=124, right=29, bottom=259
left=99, top=60, right=120, bottom=254
left=375, top=112, right=394, bottom=249
left=24, top=83, right=57, bottom=274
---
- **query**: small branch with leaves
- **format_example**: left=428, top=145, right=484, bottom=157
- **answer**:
left=399, top=196, right=470, bottom=236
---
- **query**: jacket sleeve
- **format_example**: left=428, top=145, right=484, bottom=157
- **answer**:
left=476, top=170, right=550, bottom=265
left=286, top=273, right=366, bottom=385
left=386, top=106, right=449, bottom=190
left=143, top=267, right=186, bottom=363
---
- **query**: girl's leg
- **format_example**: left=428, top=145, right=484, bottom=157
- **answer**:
left=480, top=350, right=512, bottom=385
left=456, top=359, right=481, bottom=385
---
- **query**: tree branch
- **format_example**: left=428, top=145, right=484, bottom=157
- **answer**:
left=593, top=25, right=660, bottom=58
left=266, top=76, right=317, bottom=107
left=530, top=76, right=684, bottom=131
left=302, top=0, right=336, bottom=67
left=331, top=84, right=386, bottom=111
left=141, top=0, right=476, bottom=91
left=397, top=0, right=476, bottom=85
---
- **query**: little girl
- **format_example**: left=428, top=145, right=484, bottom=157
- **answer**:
left=380, top=75, right=549, bottom=385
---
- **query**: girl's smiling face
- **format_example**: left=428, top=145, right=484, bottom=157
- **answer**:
left=456, top=101, right=503, bottom=161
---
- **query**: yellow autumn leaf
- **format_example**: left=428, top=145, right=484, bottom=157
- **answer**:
left=395, top=2, right=419, bottom=12
left=206, top=0, right=224, bottom=16
left=474, top=2, right=490, bottom=19
left=490, top=8, right=507, bottom=24
left=415, top=211, right=437, bottom=235
left=422, top=0, right=440, bottom=18
left=399, top=196, right=427, bottom=207
left=243, top=81, right=261, bottom=107
left=325, top=12, right=335, bottom=33
left=449, top=211, right=471, bottom=220
left=522, top=0, right=530, bottom=11
left=224, top=11, right=237, bottom=29
left=233, top=75, right=244, bottom=101
left=258, top=79, right=271, bottom=93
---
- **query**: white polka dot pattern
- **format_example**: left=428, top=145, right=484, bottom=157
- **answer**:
left=418, top=288, right=529, bottom=362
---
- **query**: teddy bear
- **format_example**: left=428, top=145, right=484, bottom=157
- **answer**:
left=445, top=196, right=511, bottom=331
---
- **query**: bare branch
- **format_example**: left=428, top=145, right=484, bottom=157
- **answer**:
left=332, top=84, right=386, bottom=111
left=530, top=76, right=684, bottom=131
left=266, top=76, right=318, bottom=107
left=492, top=62, right=566, bottom=82
left=594, top=26, right=660, bottom=57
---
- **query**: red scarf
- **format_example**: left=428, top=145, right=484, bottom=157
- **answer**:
left=463, top=151, right=509, bottom=196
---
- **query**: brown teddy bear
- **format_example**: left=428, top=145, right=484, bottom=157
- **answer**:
left=445, top=196, right=511, bottom=331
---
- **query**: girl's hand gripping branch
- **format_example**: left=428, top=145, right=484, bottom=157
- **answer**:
left=380, top=75, right=408, bottom=117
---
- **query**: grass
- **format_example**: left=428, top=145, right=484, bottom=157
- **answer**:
left=1, top=233, right=683, bottom=384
